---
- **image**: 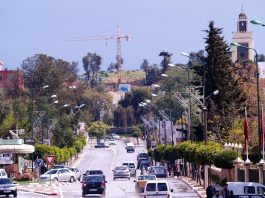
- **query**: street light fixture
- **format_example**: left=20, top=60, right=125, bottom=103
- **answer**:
left=152, top=93, right=158, bottom=97
left=161, top=74, right=168, bottom=77
left=231, top=42, right=260, bottom=148
left=152, top=84, right=161, bottom=88
left=250, top=19, right=265, bottom=27
left=42, top=85, right=49, bottom=89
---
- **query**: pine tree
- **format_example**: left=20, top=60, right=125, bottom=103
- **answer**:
left=197, top=21, right=246, bottom=140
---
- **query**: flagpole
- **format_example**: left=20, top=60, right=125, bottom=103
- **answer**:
left=261, top=103, right=265, bottom=163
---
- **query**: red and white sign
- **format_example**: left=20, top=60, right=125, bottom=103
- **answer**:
left=44, top=155, right=55, bottom=165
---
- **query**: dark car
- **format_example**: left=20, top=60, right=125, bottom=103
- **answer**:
left=137, top=159, right=151, bottom=169
left=83, top=170, right=106, bottom=181
left=137, top=153, right=149, bottom=161
left=148, top=166, right=168, bottom=178
left=0, top=178, right=17, bottom=197
left=82, top=175, right=106, bottom=197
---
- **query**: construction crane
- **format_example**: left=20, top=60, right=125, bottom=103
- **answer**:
left=69, top=26, right=131, bottom=84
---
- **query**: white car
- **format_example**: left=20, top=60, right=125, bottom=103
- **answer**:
left=40, top=168, right=75, bottom=182
left=67, top=167, right=82, bottom=181
left=109, top=138, right=116, bottom=145
left=111, top=134, right=120, bottom=140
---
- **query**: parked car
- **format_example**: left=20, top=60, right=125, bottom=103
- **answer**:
left=109, top=138, right=116, bottom=145
left=137, top=158, right=151, bottom=169
left=40, top=168, right=75, bottom=182
left=0, top=178, right=17, bottom=197
left=137, top=153, right=149, bottom=161
left=111, top=133, right=120, bottom=140
left=143, top=180, right=173, bottom=198
left=0, top=169, right=8, bottom=179
left=134, top=174, right=156, bottom=193
left=148, top=166, right=168, bottom=178
left=83, top=170, right=105, bottom=181
left=95, top=139, right=106, bottom=148
left=122, top=162, right=136, bottom=177
left=82, top=175, right=107, bottom=197
left=67, top=167, right=82, bottom=181
left=113, top=166, right=130, bottom=180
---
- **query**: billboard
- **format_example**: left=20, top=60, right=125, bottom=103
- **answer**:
left=119, top=84, right=131, bottom=93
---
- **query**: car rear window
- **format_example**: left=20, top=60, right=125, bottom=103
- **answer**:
left=158, top=183, right=168, bottom=191
left=0, top=179, right=11, bottom=184
left=89, top=170, right=103, bottom=174
left=85, top=176, right=103, bottom=182
left=146, top=183, right=156, bottom=191
left=129, top=164, right=135, bottom=168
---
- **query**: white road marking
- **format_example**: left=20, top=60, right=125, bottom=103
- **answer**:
left=109, top=148, right=117, bottom=175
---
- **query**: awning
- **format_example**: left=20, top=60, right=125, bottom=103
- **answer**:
left=0, top=144, right=34, bottom=154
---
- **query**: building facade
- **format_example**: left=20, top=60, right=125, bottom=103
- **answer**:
left=232, top=10, right=254, bottom=62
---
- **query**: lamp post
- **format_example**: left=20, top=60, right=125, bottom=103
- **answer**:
left=250, top=20, right=265, bottom=27
left=231, top=42, right=260, bottom=148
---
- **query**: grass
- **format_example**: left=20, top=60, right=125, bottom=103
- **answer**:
left=106, top=70, right=145, bottom=79
left=13, top=179, right=49, bottom=185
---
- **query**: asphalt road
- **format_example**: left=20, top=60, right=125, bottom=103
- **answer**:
left=20, top=138, right=199, bottom=198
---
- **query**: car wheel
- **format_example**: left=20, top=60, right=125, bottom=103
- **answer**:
left=54, top=177, right=58, bottom=182
left=128, top=177, right=130, bottom=180
left=113, top=177, right=115, bottom=180
left=13, top=194, right=17, bottom=197
left=78, top=175, right=81, bottom=181
left=82, top=192, right=86, bottom=197
left=70, top=176, right=75, bottom=183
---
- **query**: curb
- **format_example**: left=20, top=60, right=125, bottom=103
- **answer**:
left=18, top=188, right=59, bottom=196
left=177, top=177, right=205, bottom=198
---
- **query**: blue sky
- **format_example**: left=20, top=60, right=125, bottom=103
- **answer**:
left=0, top=0, right=264, bottom=74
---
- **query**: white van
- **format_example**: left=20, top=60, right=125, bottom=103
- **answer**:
left=0, top=169, right=7, bottom=178
left=143, top=180, right=173, bottom=198
left=227, top=182, right=265, bottom=197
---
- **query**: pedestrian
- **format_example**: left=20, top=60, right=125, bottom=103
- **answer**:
left=220, top=183, right=229, bottom=198
left=206, top=183, right=216, bottom=198
left=213, top=190, right=223, bottom=198
left=179, top=162, right=183, bottom=176
left=228, top=190, right=235, bottom=198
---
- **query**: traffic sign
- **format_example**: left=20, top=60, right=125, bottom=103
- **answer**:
left=34, top=159, right=43, bottom=167
left=44, top=155, right=55, bottom=165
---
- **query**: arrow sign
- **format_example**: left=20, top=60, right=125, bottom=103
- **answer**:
left=44, top=155, right=55, bottom=165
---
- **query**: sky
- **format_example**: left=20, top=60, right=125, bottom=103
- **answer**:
left=0, top=0, right=264, bottom=74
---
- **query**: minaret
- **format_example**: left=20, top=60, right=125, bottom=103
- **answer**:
left=232, top=8, right=254, bottom=62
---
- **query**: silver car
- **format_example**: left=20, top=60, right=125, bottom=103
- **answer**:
left=113, top=166, right=130, bottom=180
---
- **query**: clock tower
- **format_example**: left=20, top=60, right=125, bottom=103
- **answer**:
left=232, top=9, right=254, bottom=62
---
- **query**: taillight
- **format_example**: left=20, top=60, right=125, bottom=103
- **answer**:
left=144, top=196, right=146, bottom=198
left=167, top=194, right=170, bottom=198
left=82, top=182, right=86, bottom=189
left=101, top=181, right=105, bottom=187
left=103, top=175, right=106, bottom=180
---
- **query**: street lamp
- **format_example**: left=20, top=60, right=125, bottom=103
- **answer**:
left=231, top=42, right=260, bottom=148
left=250, top=20, right=265, bottom=27
left=161, top=73, right=168, bottom=77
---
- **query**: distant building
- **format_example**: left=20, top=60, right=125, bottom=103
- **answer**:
left=231, top=9, right=254, bottom=62
left=0, top=62, right=24, bottom=92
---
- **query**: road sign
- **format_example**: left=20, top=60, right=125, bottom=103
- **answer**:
left=34, top=159, right=43, bottom=167
left=44, top=155, right=55, bottom=165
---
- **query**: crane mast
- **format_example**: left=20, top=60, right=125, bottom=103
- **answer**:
left=69, top=26, right=130, bottom=84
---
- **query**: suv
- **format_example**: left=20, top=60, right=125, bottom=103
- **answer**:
left=137, top=158, right=151, bottom=169
left=148, top=166, right=168, bottom=178
left=122, top=162, right=136, bottom=177
left=137, top=153, right=149, bottom=161
left=126, top=143, right=135, bottom=153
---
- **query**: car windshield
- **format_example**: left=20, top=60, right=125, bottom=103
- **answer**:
left=85, top=176, right=103, bottom=182
left=128, top=164, right=135, bottom=168
left=0, top=179, right=11, bottom=184
left=53, top=165, right=64, bottom=169
left=46, top=169, right=58, bottom=174
left=115, top=166, right=127, bottom=170
left=138, top=175, right=156, bottom=181
left=153, top=166, right=165, bottom=170
left=139, top=153, right=148, bottom=158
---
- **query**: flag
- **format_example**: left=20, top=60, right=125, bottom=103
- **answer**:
left=244, top=107, right=249, bottom=151
left=260, top=104, right=265, bottom=149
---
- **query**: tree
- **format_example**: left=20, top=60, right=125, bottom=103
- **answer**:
left=195, top=21, right=246, bottom=140
left=107, top=62, right=117, bottom=71
left=145, top=64, right=161, bottom=86
left=82, top=52, right=102, bottom=87
left=87, top=121, right=109, bottom=138
left=132, top=126, right=141, bottom=144
left=159, top=50, right=173, bottom=73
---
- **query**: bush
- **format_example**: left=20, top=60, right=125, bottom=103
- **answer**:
left=14, top=172, right=34, bottom=181
left=194, top=144, right=221, bottom=165
left=213, top=150, right=238, bottom=169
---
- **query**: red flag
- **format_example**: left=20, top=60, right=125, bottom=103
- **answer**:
left=244, top=108, right=249, bottom=151
left=260, top=104, right=264, bottom=149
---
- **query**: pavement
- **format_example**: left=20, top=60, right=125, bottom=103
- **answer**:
left=179, top=176, right=206, bottom=198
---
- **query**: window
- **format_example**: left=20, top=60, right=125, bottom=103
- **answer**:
left=257, top=187, right=265, bottom=195
left=146, top=183, right=156, bottom=191
left=158, top=183, right=168, bottom=191
left=244, top=186, right=255, bottom=194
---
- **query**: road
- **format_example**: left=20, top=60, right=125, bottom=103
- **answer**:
left=18, top=138, right=199, bottom=197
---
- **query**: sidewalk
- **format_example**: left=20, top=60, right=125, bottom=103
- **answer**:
left=178, top=176, right=206, bottom=198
